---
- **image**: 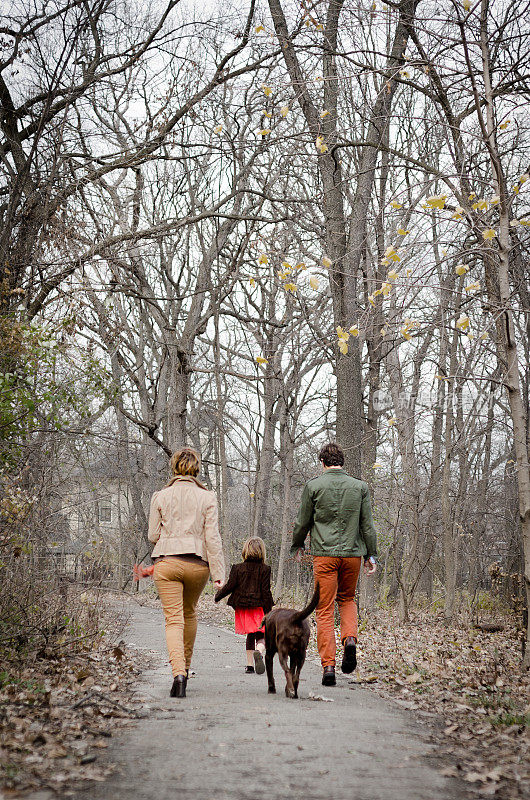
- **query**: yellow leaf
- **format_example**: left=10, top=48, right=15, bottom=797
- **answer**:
left=513, top=184, right=520, bottom=194
left=472, top=199, right=488, bottom=211
left=462, top=0, right=471, bottom=10
left=468, top=192, right=477, bottom=199
left=510, top=219, right=520, bottom=226
left=465, top=281, right=481, bottom=293
left=255, top=24, right=265, bottom=32
left=372, top=462, right=382, bottom=469
left=294, top=262, right=306, bottom=270
left=315, top=23, right=324, bottom=31
left=387, top=269, right=399, bottom=281
left=309, top=276, right=319, bottom=290
left=400, top=69, right=411, bottom=78
left=338, top=339, right=348, bottom=355
left=482, top=228, right=496, bottom=240
left=283, top=282, right=297, bottom=293
left=249, top=277, right=256, bottom=287
left=322, top=256, right=332, bottom=268
left=257, top=128, right=271, bottom=136
left=315, top=135, right=328, bottom=153
left=261, top=85, right=273, bottom=97
left=380, top=327, right=387, bottom=336
left=263, top=111, right=272, bottom=118
left=281, top=261, right=292, bottom=270
left=368, top=294, right=376, bottom=306
left=499, top=120, right=510, bottom=130
left=490, top=195, right=500, bottom=205
left=435, top=374, right=448, bottom=381
left=400, top=328, right=412, bottom=340
left=213, top=124, right=223, bottom=134
left=258, top=253, right=268, bottom=264
left=349, top=325, right=359, bottom=337
left=426, top=194, right=447, bottom=210
left=479, top=331, right=489, bottom=340
left=320, top=110, right=330, bottom=118
left=280, top=105, right=289, bottom=117
left=456, top=314, right=469, bottom=331
left=256, top=356, right=268, bottom=364
left=397, top=228, right=409, bottom=236
left=455, top=263, right=469, bottom=276
left=390, top=200, right=403, bottom=209
left=387, top=417, right=396, bottom=426
left=383, top=246, right=400, bottom=263
left=520, top=173, right=529, bottom=183
left=381, top=281, right=392, bottom=297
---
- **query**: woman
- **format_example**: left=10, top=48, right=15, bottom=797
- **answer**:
left=148, top=447, right=225, bottom=698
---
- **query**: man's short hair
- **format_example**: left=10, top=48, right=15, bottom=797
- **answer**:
left=319, top=442, right=344, bottom=467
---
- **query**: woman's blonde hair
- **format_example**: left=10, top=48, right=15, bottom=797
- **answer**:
left=241, top=536, right=266, bottom=562
left=170, top=447, right=201, bottom=477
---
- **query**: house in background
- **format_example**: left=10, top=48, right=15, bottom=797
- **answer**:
left=52, top=454, right=143, bottom=583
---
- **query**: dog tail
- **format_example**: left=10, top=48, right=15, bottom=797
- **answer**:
left=292, top=582, right=320, bottom=625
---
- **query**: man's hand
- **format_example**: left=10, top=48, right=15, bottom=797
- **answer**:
left=293, top=548, right=304, bottom=564
left=364, top=559, right=377, bottom=575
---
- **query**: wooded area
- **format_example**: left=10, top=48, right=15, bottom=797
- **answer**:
left=1, top=0, right=529, bottom=666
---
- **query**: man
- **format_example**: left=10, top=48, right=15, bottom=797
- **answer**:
left=291, top=442, right=377, bottom=686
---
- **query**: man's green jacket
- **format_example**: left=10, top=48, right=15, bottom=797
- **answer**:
left=290, top=468, right=377, bottom=559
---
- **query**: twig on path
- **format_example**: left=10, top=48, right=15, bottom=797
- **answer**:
left=72, top=690, right=144, bottom=717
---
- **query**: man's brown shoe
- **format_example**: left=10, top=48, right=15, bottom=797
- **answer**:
left=341, top=637, right=357, bottom=673
left=322, top=666, right=336, bottom=686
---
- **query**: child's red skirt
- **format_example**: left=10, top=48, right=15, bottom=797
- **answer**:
left=234, top=607, right=265, bottom=634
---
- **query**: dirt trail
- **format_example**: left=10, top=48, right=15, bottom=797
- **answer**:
left=69, top=597, right=462, bottom=800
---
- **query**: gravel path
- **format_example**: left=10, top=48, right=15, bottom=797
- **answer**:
left=71, top=597, right=463, bottom=800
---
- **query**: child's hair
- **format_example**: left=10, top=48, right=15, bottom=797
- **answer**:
left=242, top=536, right=266, bottom=562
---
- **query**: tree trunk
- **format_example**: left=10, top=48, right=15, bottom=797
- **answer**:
left=275, top=418, right=294, bottom=598
left=476, top=0, right=530, bottom=662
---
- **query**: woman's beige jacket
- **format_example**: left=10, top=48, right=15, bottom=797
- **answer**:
left=148, top=476, right=225, bottom=583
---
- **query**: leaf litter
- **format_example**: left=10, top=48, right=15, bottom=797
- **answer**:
left=0, top=604, right=150, bottom=796
left=339, top=608, right=529, bottom=799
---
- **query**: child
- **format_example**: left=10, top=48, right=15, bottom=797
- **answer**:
left=215, top=537, right=274, bottom=674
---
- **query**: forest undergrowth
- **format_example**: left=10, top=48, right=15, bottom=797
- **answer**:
left=0, top=591, right=145, bottom=796
left=339, top=606, right=528, bottom=799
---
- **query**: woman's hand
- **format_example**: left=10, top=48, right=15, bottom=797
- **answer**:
left=214, top=580, right=223, bottom=589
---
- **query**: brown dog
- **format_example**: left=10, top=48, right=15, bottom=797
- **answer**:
left=261, top=584, right=320, bottom=699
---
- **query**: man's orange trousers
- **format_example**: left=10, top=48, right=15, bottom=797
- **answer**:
left=313, top=556, right=362, bottom=667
